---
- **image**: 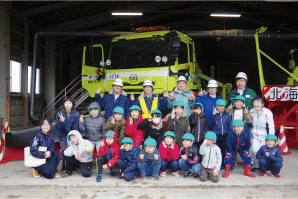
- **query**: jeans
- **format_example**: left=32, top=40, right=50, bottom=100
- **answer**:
left=178, top=159, right=202, bottom=174
left=137, top=162, right=161, bottom=177
left=117, top=159, right=139, bottom=181
left=160, top=160, right=179, bottom=172
left=258, top=159, right=283, bottom=175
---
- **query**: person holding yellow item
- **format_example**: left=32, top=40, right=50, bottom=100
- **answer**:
left=130, top=80, right=168, bottom=119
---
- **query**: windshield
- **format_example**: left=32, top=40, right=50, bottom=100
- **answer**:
left=107, top=36, right=172, bottom=69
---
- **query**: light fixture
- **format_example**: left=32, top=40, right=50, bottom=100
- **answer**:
left=112, top=12, right=143, bottom=16
left=155, top=56, right=161, bottom=63
left=210, top=14, right=241, bottom=17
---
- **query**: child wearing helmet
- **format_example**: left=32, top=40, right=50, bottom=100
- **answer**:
left=179, top=133, right=202, bottom=178
left=226, top=95, right=252, bottom=124
left=95, top=78, right=131, bottom=121
left=125, top=105, right=145, bottom=148
left=137, top=138, right=161, bottom=181
left=130, top=80, right=168, bottom=119
left=256, top=134, right=283, bottom=178
left=166, top=101, right=190, bottom=148
left=96, top=131, right=120, bottom=182
left=159, top=131, right=180, bottom=177
left=189, top=102, right=211, bottom=149
left=137, top=109, right=165, bottom=147
left=104, top=106, right=126, bottom=145
left=199, top=131, right=222, bottom=183
left=117, top=137, right=140, bottom=182
left=222, top=120, right=256, bottom=178
left=208, top=99, right=233, bottom=170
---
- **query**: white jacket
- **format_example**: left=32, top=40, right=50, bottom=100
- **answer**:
left=199, top=143, right=222, bottom=171
left=250, top=107, right=275, bottom=139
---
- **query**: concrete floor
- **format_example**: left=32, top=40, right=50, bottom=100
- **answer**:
left=0, top=149, right=298, bottom=198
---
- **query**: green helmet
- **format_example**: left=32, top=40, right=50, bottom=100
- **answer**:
left=205, top=131, right=217, bottom=141
left=232, top=120, right=245, bottom=127
left=235, top=95, right=245, bottom=103
left=151, top=109, right=162, bottom=116
left=194, top=102, right=204, bottom=110
left=113, top=106, right=124, bottom=114
left=164, top=131, right=175, bottom=138
left=130, top=105, right=141, bottom=112
left=181, top=133, right=195, bottom=141
left=265, top=134, right=278, bottom=141
left=88, top=104, right=98, bottom=110
left=121, top=137, right=134, bottom=144
left=174, top=100, right=185, bottom=107
left=105, top=131, right=115, bottom=138
left=144, top=138, right=157, bottom=146
left=216, top=99, right=227, bottom=106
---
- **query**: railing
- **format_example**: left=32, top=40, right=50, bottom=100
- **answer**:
left=43, top=73, right=90, bottom=119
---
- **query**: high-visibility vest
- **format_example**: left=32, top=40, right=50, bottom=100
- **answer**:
left=139, top=96, right=158, bottom=119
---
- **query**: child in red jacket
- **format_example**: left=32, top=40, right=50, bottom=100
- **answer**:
left=96, top=130, right=120, bottom=182
left=159, top=131, right=180, bottom=177
left=125, top=105, right=145, bottom=148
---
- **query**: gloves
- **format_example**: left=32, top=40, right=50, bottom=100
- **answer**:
left=225, top=152, right=232, bottom=159
left=244, top=151, right=251, bottom=157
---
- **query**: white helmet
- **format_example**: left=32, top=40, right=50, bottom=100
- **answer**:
left=235, top=72, right=248, bottom=81
left=143, top=80, right=153, bottom=87
left=207, top=80, right=218, bottom=88
left=177, top=76, right=187, bottom=83
left=113, top=78, right=123, bottom=87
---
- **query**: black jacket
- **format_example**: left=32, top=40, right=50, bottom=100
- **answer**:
left=180, top=145, right=200, bottom=165
left=189, top=113, right=210, bottom=143
left=137, top=118, right=165, bottom=147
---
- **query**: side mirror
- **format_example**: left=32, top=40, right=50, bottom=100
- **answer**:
left=170, top=49, right=180, bottom=57
left=172, top=37, right=181, bottom=48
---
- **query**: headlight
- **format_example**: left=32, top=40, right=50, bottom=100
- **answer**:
left=155, top=55, right=161, bottom=63
left=106, top=59, right=111, bottom=66
left=100, top=61, right=105, bottom=67
left=162, top=56, right=168, bottom=63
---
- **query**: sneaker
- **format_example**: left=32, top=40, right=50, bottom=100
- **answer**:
left=152, top=175, right=160, bottom=180
left=61, top=172, right=72, bottom=178
left=220, top=166, right=225, bottom=171
left=272, top=174, right=281, bottom=178
left=184, top=171, right=193, bottom=178
left=160, top=171, right=166, bottom=177
left=54, top=171, right=60, bottom=178
left=251, top=167, right=260, bottom=172
left=118, top=176, right=125, bottom=180
left=172, top=172, right=180, bottom=177
left=139, top=176, right=146, bottom=181
left=230, top=166, right=234, bottom=171
left=193, top=173, right=199, bottom=178
left=96, top=174, right=102, bottom=182
left=258, top=172, right=266, bottom=177
left=33, top=169, right=40, bottom=178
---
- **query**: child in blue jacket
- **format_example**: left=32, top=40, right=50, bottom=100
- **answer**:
left=117, top=137, right=140, bottom=182
left=222, top=120, right=256, bottom=178
left=208, top=99, right=232, bottom=170
left=256, top=134, right=283, bottom=178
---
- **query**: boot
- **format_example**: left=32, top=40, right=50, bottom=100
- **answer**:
left=222, top=164, right=231, bottom=178
left=244, top=164, right=256, bottom=178
left=96, top=174, right=102, bottom=182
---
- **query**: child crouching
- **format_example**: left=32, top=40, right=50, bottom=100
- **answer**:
left=179, top=133, right=201, bottom=178
left=138, top=138, right=161, bottom=181
left=62, top=130, right=94, bottom=178
left=199, top=131, right=222, bottom=183
left=96, top=131, right=120, bottom=182
left=159, top=131, right=180, bottom=177
left=117, top=137, right=140, bottom=181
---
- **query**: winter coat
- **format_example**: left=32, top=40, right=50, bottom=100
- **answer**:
left=159, top=141, right=179, bottom=162
left=30, top=131, right=56, bottom=159
left=189, top=113, right=210, bottom=143
left=119, top=147, right=140, bottom=174
left=195, top=92, right=222, bottom=121
left=167, top=87, right=195, bottom=117
left=55, top=108, right=80, bottom=142
left=250, top=107, right=275, bottom=140
left=227, top=86, right=257, bottom=110
left=98, top=130, right=120, bottom=168
left=180, top=145, right=200, bottom=165
left=79, top=102, right=106, bottom=142
left=137, top=118, right=165, bottom=147
left=208, top=111, right=233, bottom=136
left=226, top=124, right=251, bottom=155
left=225, top=107, right=253, bottom=124
left=138, top=148, right=161, bottom=166
left=104, top=115, right=126, bottom=145
left=256, top=145, right=283, bottom=164
left=125, top=115, right=145, bottom=147
left=95, top=90, right=131, bottom=121
left=199, top=143, right=222, bottom=171
left=166, top=112, right=190, bottom=148
left=64, top=130, right=94, bottom=162
left=131, top=91, right=168, bottom=112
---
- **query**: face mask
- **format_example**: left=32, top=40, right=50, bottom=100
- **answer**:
left=152, top=118, right=161, bottom=124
